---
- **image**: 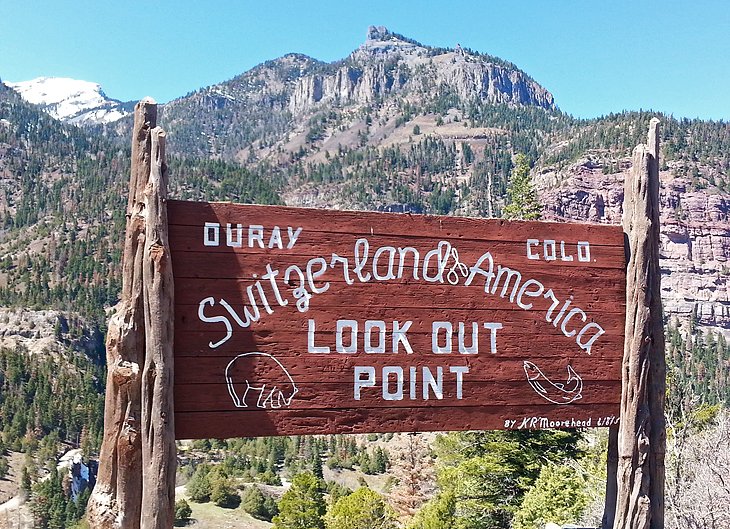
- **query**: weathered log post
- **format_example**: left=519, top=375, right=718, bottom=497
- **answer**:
left=88, top=99, right=157, bottom=529
left=602, top=424, right=619, bottom=528
left=611, top=118, right=666, bottom=529
left=140, top=127, right=176, bottom=529
left=89, top=99, right=176, bottom=529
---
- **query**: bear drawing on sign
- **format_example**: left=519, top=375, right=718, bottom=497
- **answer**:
left=225, top=352, right=298, bottom=409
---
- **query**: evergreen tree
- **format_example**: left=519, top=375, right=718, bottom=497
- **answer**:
left=0, top=456, right=8, bottom=479
left=186, top=465, right=212, bottom=503
left=210, top=473, right=240, bottom=508
left=407, top=492, right=457, bottom=529
left=273, top=472, right=325, bottom=529
left=503, top=153, right=541, bottom=220
left=312, top=450, right=324, bottom=480
left=433, top=429, right=582, bottom=529
left=174, top=499, right=192, bottom=526
left=513, top=463, right=589, bottom=529
left=241, top=486, right=268, bottom=520
left=325, top=487, right=397, bottom=529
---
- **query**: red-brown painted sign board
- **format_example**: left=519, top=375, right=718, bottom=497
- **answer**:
left=168, top=200, right=626, bottom=439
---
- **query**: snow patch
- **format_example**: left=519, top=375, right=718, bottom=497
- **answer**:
left=7, top=77, right=132, bottom=125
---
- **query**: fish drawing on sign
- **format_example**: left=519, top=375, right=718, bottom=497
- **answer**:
left=523, top=361, right=583, bottom=405
left=225, top=352, right=298, bottom=409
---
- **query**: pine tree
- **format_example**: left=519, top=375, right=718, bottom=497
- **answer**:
left=186, top=465, right=212, bottom=503
left=312, top=450, right=324, bottom=480
left=174, top=499, right=192, bottom=526
left=503, top=153, right=541, bottom=220
left=326, top=487, right=397, bottom=529
left=433, top=429, right=582, bottom=529
left=512, top=463, right=589, bottom=529
left=407, top=492, right=457, bottom=529
left=241, top=486, right=268, bottom=520
left=272, top=472, right=325, bottom=529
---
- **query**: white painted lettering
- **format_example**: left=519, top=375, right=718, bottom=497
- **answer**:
left=227, top=224, right=243, bottom=247
left=432, top=321, right=452, bottom=354
left=422, top=366, right=443, bottom=400
left=543, top=239, right=557, bottom=261
left=268, top=226, right=283, bottom=249
left=458, top=322, right=478, bottom=354
left=198, top=297, right=231, bottom=348
left=561, top=308, right=587, bottom=338
left=516, top=279, right=545, bottom=310
left=307, top=319, right=330, bottom=353
left=248, top=225, right=264, bottom=248
left=306, top=257, right=330, bottom=295
left=450, top=366, right=469, bottom=399
left=354, top=239, right=372, bottom=282
left=560, top=241, right=574, bottom=261
left=354, top=367, right=376, bottom=400
left=286, top=227, right=302, bottom=249
left=577, top=322, right=605, bottom=355
left=482, top=322, right=502, bottom=354
left=365, top=320, right=387, bottom=353
left=336, top=320, right=358, bottom=354
left=373, top=246, right=397, bottom=280
left=393, top=320, right=414, bottom=354
left=204, top=222, right=220, bottom=246
left=383, top=366, right=404, bottom=400
left=578, top=241, right=591, bottom=262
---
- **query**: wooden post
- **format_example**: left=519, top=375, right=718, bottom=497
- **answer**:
left=89, top=99, right=176, bottom=529
left=602, top=424, right=619, bottom=528
left=88, top=99, right=156, bottom=529
left=140, top=126, right=176, bottom=529
left=613, top=118, right=666, bottom=529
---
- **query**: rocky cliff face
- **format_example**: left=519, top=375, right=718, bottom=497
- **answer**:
left=537, top=157, right=730, bottom=335
left=288, top=26, right=554, bottom=115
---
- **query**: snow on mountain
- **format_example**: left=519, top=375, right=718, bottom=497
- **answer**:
left=7, top=77, right=133, bottom=125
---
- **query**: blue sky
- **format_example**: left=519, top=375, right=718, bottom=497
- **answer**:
left=2, top=0, right=729, bottom=120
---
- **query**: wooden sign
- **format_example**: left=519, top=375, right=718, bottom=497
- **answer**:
left=169, top=200, right=626, bottom=439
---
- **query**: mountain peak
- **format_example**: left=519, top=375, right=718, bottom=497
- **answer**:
left=7, top=76, right=133, bottom=125
left=363, top=25, right=423, bottom=49
left=366, top=26, right=397, bottom=42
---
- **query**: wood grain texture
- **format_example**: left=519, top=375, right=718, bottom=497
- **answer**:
left=612, top=119, right=666, bottom=529
left=87, top=100, right=155, bottom=529
left=140, top=127, right=175, bottom=529
left=168, top=200, right=626, bottom=438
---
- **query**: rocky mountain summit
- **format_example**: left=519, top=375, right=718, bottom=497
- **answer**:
left=288, top=26, right=554, bottom=115
left=160, top=26, right=555, bottom=159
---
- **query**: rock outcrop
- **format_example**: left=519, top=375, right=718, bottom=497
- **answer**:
left=288, top=27, right=554, bottom=114
left=538, top=159, right=730, bottom=336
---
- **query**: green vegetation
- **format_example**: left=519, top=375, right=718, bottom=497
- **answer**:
left=30, top=466, right=89, bottom=529
left=272, top=472, right=326, bottom=529
left=0, top=345, right=104, bottom=455
left=4, top=35, right=730, bottom=529
left=666, top=320, right=730, bottom=417
left=174, top=499, right=193, bottom=526
left=241, top=485, right=278, bottom=521
left=512, top=463, right=590, bottom=529
left=503, top=153, right=541, bottom=220
left=431, top=429, right=583, bottom=528
left=325, top=487, right=397, bottom=529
